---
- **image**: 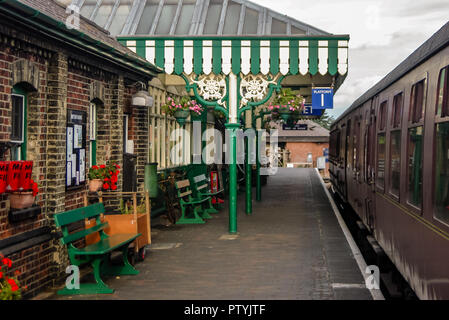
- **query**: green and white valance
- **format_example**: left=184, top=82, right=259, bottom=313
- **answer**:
left=121, top=38, right=349, bottom=77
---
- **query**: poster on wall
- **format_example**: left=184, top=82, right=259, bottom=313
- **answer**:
left=66, top=109, right=87, bottom=190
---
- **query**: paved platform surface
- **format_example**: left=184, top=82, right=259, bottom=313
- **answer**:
left=51, top=168, right=373, bottom=300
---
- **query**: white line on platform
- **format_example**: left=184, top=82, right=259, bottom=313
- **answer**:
left=315, top=168, right=385, bottom=300
left=332, top=283, right=367, bottom=289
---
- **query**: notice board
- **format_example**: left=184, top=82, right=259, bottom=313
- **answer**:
left=66, top=109, right=87, bottom=190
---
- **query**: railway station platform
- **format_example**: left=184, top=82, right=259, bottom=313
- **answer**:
left=47, top=168, right=376, bottom=300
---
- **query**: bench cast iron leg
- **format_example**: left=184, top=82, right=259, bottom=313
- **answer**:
left=175, top=204, right=205, bottom=224
left=101, top=246, right=139, bottom=276
left=57, top=258, right=114, bottom=295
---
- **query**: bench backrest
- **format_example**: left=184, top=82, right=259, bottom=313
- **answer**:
left=192, top=174, right=209, bottom=193
left=54, top=203, right=108, bottom=245
left=175, top=179, right=193, bottom=199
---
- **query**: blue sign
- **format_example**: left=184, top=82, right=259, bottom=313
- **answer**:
left=301, top=104, right=323, bottom=116
left=312, top=88, right=334, bottom=109
left=323, top=148, right=329, bottom=163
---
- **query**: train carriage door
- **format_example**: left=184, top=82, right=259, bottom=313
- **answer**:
left=365, top=99, right=378, bottom=231
left=345, top=119, right=351, bottom=199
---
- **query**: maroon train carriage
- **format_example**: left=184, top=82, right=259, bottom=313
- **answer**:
left=329, top=22, right=449, bottom=300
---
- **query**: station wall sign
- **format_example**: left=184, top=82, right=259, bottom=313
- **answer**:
left=0, top=161, right=33, bottom=194
left=312, top=88, right=334, bottom=109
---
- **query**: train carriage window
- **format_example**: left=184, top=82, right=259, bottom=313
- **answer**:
left=389, top=130, right=401, bottom=198
left=392, top=93, right=403, bottom=128
left=379, top=101, right=388, bottom=131
left=407, top=126, right=423, bottom=208
left=410, top=80, right=426, bottom=123
left=434, top=122, right=449, bottom=224
left=376, top=133, right=386, bottom=190
left=436, top=66, right=448, bottom=118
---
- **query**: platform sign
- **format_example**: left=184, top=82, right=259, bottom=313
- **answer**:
left=312, top=88, right=334, bottom=109
left=301, top=104, right=323, bottom=116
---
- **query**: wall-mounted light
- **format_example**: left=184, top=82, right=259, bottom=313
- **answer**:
left=132, top=81, right=154, bottom=107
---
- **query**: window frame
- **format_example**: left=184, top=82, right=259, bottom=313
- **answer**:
left=433, top=65, right=449, bottom=227
left=10, top=88, right=27, bottom=161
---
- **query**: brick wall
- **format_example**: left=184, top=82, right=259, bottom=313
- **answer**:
left=286, top=142, right=330, bottom=174
left=0, top=32, right=151, bottom=298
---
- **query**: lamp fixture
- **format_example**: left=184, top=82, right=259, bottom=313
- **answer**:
left=132, top=81, right=154, bottom=107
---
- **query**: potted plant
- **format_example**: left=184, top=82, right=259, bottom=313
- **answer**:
left=88, top=163, right=120, bottom=192
left=162, top=96, right=204, bottom=126
left=0, top=254, right=27, bottom=300
left=9, top=179, right=39, bottom=210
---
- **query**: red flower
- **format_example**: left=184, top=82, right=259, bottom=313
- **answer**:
left=0, top=271, right=3, bottom=279
left=92, top=165, right=99, bottom=170
left=103, top=183, right=110, bottom=190
left=116, top=170, right=120, bottom=175
left=100, top=165, right=106, bottom=169
left=111, top=175, right=118, bottom=183
left=2, top=258, right=12, bottom=268
left=7, top=278, right=16, bottom=287
left=11, top=285, right=19, bottom=292
left=116, top=165, right=120, bottom=169
left=111, top=184, right=117, bottom=191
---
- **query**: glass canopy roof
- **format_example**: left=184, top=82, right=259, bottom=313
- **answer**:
left=72, top=0, right=330, bottom=37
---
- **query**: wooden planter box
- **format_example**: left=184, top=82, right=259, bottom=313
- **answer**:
left=85, top=192, right=151, bottom=260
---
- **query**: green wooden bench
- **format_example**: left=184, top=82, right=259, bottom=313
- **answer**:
left=54, top=202, right=141, bottom=295
left=191, top=174, right=224, bottom=215
left=175, top=179, right=210, bottom=224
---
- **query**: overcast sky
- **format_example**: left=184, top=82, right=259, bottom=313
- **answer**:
left=255, top=0, right=449, bottom=118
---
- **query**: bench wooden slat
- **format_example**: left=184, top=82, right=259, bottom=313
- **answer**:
left=73, top=233, right=141, bottom=255
left=55, top=203, right=104, bottom=227
left=197, top=184, right=208, bottom=190
left=193, top=174, right=207, bottom=183
left=176, top=179, right=190, bottom=189
left=61, top=222, right=108, bottom=245
left=179, top=190, right=192, bottom=198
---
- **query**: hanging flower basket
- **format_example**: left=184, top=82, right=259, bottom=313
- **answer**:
left=278, top=107, right=291, bottom=122
left=266, top=88, right=305, bottom=123
left=174, top=109, right=190, bottom=126
left=162, top=96, right=204, bottom=127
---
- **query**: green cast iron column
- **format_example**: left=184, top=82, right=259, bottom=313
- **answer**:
left=256, top=129, right=261, bottom=201
left=245, top=130, right=252, bottom=215
left=225, top=123, right=239, bottom=234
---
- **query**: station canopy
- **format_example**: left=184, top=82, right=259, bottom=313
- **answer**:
left=73, top=0, right=349, bottom=115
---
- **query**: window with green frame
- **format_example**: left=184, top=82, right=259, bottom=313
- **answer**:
left=10, top=87, right=27, bottom=161
left=89, top=102, right=97, bottom=166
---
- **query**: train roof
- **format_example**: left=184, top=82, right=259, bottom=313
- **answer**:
left=334, top=21, right=449, bottom=125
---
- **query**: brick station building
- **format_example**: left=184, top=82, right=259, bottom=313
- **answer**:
left=0, top=0, right=161, bottom=297
left=272, top=120, right=330, bottom=174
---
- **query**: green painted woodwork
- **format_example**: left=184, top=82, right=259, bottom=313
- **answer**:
left=245, top=130, right=252, bottom=215
left=250, top=40, right=260, bottom=75
left=212, top=40, right=222, bottom=74
left=308, top=40, right=318, bottom=76
left=232, top=40, right=241, bottom=74
left=289, top=40, right=299, bottom=75
left=194, top=39, right=203, bottom=75
left=225, top=123, right=240, bottom=234
left=136, top=39, right=146, bottom=60
left=118, top=35, right=350, bottom=42
left=145, top=162, right=159, bottom=198
left=174, top=39, right=184, bottom=75
left=328, top=40, right=338, bottom=76
left=270, top=39, right=280, bottom=75
left=155, top=39, right=165, bottom=68
left=54, top=203, right=140, bottom=295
